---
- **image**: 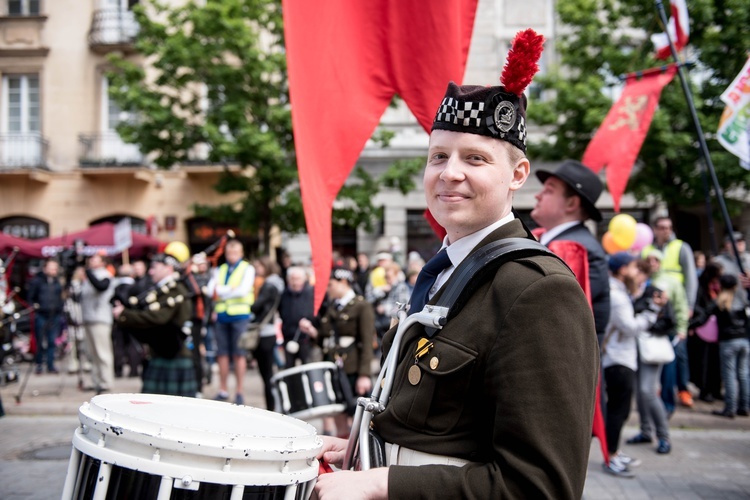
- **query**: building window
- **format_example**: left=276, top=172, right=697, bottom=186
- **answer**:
left=8, top=0, right=40, bottom=16
left=3, top=74, right=40, bottom=134
left=102, top=0, right=138, bottom=10
left=99, top=76, right=142, bottom=164
left=1, top=74, right=44, bottom=166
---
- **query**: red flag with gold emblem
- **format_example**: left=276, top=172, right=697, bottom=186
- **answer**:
left=582, top=67, right=677, bottom=212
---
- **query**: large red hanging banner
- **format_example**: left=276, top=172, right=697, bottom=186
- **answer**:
left=283, top=0, right=478, bottom=309
left=582, top=67, right=677, bottom=212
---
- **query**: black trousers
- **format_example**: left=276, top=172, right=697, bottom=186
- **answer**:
left=254, top=335, right=277, bottom=410
left=604, top=364, right=636, bottom=454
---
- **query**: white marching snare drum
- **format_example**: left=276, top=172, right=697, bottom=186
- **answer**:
left=271, top=362, right=347, bottom=420
left=61, top=393, right=322, bottom=500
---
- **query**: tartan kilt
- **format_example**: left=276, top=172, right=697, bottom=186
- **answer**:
left=142, top=357, right=198, bottom=397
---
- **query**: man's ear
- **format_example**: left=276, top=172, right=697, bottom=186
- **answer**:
left=509, top=157, right=530, bottom=192
left=566, top=194, right=582, bottom=215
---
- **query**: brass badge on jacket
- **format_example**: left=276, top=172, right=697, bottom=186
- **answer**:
left=408, top=365, right=421, bottom=385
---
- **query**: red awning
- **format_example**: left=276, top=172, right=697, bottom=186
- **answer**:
left=0, top=222, right=165, bottom=259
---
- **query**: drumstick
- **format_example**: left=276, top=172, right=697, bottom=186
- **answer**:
left=319, top=461, right=334, bottom=475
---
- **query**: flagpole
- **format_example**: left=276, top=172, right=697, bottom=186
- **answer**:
left=654, top=0, right=743, bottom=271
left=618, top=61, right=693, bottom=81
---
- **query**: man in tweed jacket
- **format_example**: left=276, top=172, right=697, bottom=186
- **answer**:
left=313, top=30, right=598, bottom=500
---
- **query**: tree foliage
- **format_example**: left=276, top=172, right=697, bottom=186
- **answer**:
left=107, top=0, right=419, bottom=253
left=527, top=0, right=750, bottom=217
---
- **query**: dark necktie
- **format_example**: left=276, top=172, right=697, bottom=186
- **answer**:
left=408, top=249, right=451, bottom=315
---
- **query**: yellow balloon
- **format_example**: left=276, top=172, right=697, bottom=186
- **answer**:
left=164, top=241, right=190, bottom=263
left=602, top=231, right=627, bottom=255
left=608, top=214, right=637, bottom=249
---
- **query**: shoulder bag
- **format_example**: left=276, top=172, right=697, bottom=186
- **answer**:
left=695, top=315, right=718, bottom=343
left=637, top=331, right=675, bottom=365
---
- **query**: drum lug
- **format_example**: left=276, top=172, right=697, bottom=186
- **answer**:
left=173, top=475, right=200, bottom=491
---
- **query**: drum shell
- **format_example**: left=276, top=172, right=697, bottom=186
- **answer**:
left=271, top=362, right=347, bottom=420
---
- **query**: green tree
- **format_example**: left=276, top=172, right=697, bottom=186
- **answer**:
left=528, top=0, right=750, bottom=217
left=107, top=0, right=420, bottom=253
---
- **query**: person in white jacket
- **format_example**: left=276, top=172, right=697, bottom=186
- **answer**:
left=602, top=252, right=666, bottom=477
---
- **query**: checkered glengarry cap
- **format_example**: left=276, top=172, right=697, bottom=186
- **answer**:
left=431, top=29, right=544, bottom=154
left=432, top=83, right=528, bottom=152
left=330, top=266, right=354, bottom=283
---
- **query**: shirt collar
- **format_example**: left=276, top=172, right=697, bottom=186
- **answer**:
left=338, top=289, right=356, bottom=308
left=539, top=220, right=580, bottom=246
left=442, top=212, right=516, bottom=270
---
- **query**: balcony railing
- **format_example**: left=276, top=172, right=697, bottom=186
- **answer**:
left=0, top=133, right=48, bottom=169
left=79, top=132, right=143, bottom=167
left=88, top=8, right=139, bottom=53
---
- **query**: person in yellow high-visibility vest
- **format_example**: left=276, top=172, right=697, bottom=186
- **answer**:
left=207, top=239, right=255, bottom=405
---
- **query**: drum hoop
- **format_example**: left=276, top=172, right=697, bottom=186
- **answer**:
left=71, top=429, right=320, bottom=485
left=78, top=394, right=322, bottom=460
left=288, top=404, right=347, bottom=421
left=270, top=361, right=339, bottom=383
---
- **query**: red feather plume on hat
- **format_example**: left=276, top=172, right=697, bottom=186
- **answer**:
left=500, top=29, right=545, bottom=97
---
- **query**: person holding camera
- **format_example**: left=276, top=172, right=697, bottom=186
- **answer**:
left=601, top=253, right=661, bottom=476
left=626, top=258, right=677, bottom=455
left=81, top=254, right=115, bottom=393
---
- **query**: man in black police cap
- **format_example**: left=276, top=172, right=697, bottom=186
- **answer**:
left=531, top=159, right=610, bottom=343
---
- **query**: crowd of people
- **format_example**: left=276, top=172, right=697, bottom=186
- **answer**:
left=5, top=238, right=429, bottom=408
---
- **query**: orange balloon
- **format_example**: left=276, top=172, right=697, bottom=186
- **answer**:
left=602, top=231, right=627, bottom=254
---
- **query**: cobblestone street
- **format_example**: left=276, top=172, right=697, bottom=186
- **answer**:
left=1, top=367, right=749, bottom=499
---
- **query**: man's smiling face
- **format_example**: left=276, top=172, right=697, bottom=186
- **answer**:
left=424, top=129, right=529, bottom=243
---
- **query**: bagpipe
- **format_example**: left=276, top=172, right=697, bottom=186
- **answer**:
left=126, top=230, right=234, bottom=313
left=0, top=303, right=35, bottom=328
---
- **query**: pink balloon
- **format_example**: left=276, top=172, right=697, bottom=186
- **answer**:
left=631, top=223, right=654, bottom=252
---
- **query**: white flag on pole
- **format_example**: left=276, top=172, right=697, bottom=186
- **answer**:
left=717, top=56, right=750, bottom=167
